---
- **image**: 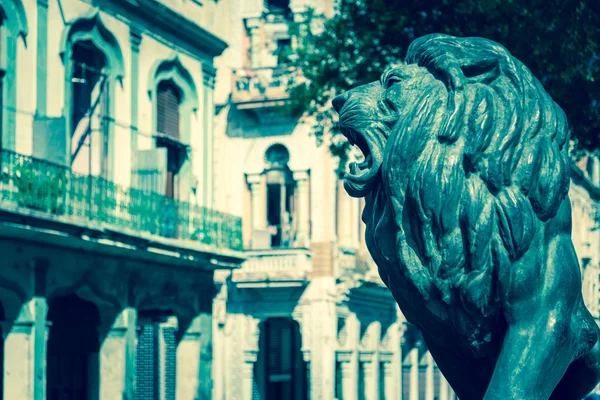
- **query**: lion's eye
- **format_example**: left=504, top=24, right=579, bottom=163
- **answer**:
left=385, top=76, right=402, bottom=88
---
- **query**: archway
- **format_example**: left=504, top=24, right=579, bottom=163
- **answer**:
left=47, top=294, right=101, bottom=400
left=60, top=11, right=124, bottom=179
left=255, top=317, right=307, bottom=400
left=264, top=144, right=296, bottom=248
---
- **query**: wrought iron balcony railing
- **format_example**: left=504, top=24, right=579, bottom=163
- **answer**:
left=0, top=150, right=243, bottom=251
left=232, top=67, right=296, bottom=104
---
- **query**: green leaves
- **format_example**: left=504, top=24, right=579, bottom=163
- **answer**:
left=288, top=0, right=600, bottom=159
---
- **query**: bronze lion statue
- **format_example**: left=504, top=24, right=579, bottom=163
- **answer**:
left=332, top=34, right=600, bottom=400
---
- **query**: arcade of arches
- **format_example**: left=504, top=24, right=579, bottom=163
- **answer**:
left=0, top=236, right=220, bottom=400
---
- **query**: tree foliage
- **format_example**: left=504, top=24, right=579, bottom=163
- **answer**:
left=288, top=0, right=600, bottom=165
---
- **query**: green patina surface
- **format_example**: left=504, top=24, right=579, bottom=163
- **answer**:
left=333, top=33, right=600, bottom=400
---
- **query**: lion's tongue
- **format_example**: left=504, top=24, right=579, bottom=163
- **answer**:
left=344, top=133, right=385, bottom=197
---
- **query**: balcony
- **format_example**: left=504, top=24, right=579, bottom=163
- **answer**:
left=233, top=248, right=312, bottom=286
left=231, top=67, right=296, bottom=107
left=0, top=150, right=243, bottom=252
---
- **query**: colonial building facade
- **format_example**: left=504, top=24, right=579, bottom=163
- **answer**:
left=212, top=1, right=600, bottom=400
left=0, top=0, right=243, bottom=399
left=212, top=1, right=457, bottom=399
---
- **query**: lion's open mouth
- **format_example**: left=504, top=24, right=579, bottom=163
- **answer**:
left=341, top=125, right=385, bottom=197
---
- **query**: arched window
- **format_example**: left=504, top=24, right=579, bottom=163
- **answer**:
left=70, top=41, right=109, bottom=176
left=157, top=80, right=182, bottom=141
left=60, top=12, right=124, bottom=179
left=264, top=144, right=296, bottom=247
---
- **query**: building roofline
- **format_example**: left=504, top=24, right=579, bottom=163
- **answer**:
left=93, top=0, right=228, bottom=61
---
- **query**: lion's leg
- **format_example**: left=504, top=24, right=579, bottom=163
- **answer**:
left=550, top=344, right=600, bottom=400
left=482, top=312, right=577, bottom=400
left=551, top=306, right=600, bottom=400
left=483, top=200, right=584, bottom=400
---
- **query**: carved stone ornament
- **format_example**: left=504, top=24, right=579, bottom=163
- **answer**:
left=332, top=33, right=600, bottom=400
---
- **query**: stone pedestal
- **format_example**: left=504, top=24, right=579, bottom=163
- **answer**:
left=99, top=308, right=136, bottom=400
left=3, top=298, right=48, bottom=400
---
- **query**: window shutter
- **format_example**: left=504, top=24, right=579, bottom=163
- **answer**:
left=163, top=327, right=177, bottom=400
left=135, top=324, right=158, bottom=400
left=157, top=81, right=181, bottom=141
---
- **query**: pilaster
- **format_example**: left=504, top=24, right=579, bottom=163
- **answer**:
left=3, top=298, right=48, bottom=400
left=36, top=0, right=49, bottom=117
left=409, top=347, right=419, bottom=400
left=425, top=352, right=434, bottom=400
left=242, top=350, right=258, bottom=400
left=360, top=352, right=377, bottom=400
left=293, top=170, right=310, bottom=247
left=439, top=370, right=449, bottom=400
left=99, top=307, right=137, bottom=400
left=338, top=351, right=357, bottom=400
left=130, top=28, right=142, bottom=158
left=307, top=278, right=337, bottom=400
left=177, top=313, right=213, bottom=400
left=202, top=62, right=216, bottom=209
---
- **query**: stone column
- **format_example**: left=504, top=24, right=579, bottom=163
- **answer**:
left=409, top=347, right=419, bottom=400
left=439, top=373, right=449, bottom=400
left=293, top=171, right=310, bottom=247
left=361, top=354, right=378, bottom=400
left=4, top=298, right=48, bottom=400
left=242, top=351, right=258, bottom=400
left=425, top=352, right=434, bottom=400
left=382, top=361, right=396, bottom=400
left=308, top=278, right=337, bottom=400
left=99, top=308, right=137, bottom=400
left=340, top=359, right=357, bottom=400
left=248, top=174, right=265, bottom=247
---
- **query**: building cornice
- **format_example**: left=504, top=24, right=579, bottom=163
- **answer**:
left=92, top=0, right=228, bottom=60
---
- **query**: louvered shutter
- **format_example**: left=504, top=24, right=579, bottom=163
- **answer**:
left=157, top=81, right=181, bottom=141
left=163, top=327, right=177, bottom=400
left=135, top=324, right=159, bottom=400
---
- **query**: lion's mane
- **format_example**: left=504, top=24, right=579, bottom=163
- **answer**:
left=372, top=34, right=571, bottom=350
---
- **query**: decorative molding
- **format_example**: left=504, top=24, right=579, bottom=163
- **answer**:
left=59, top=10, right=125, bottom=79
left=93, top=0, right=228, bottom=60
left=202, top=63, right=217, bottom=89
left=148, top=55, right=199, bottom=110
left=293, top=170, right=310, bottom=181
left=129, top=28, right=143, bottom=52
left=1, top=0, right=29, bottom=39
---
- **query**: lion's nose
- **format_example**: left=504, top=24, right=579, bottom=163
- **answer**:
left=332, top=93, right=348, bottom=113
